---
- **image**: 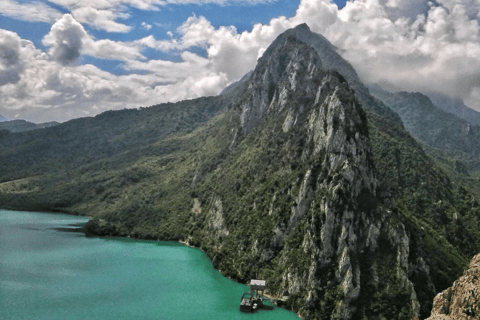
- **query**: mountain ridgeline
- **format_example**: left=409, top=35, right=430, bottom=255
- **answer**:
left=1, top=24, right=480, bottom=319
left=368, top=85, right=480, bottom=195
left=425, top=92, right=480, bottom=126
left=0, top=119, right=59, bottom=133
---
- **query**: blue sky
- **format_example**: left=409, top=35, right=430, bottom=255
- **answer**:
left=0, top=0, right=479, bottom=122
left=2, top=0, right=346, bottom=75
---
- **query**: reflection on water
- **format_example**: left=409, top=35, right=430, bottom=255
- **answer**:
left=0, top=210, right=299, bottom=320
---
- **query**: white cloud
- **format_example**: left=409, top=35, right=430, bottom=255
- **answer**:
left=42, top=14, right=145, bottom=64
left=0, top=30, right=24, bottom=86
left=0, top=15, right=229, bottom=122
left=167, top=0, right=277, bottom=4
left=71, top=6, right=132, bottom=33
left=40, top=0, right=278, bottom=33
left=315, top=0, right=480, bottom=110
left=0, top=0, right=280, bottom=34
left=42, top=14, right=87, bottom=66
left=141, top=22, right=152, bottom=30
left=3, top=0, right=480, bottom=123
left=0, top=0, right=62, bottom=23
left=83, top=37, right=145, bottom=61
left=143, top=0, right=480, bottom=111
left=0, top=29, right=47, bottom=86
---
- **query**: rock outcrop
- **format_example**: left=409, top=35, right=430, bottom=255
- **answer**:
left=427, top=253, right=480, bottom=320
left=197, top=26, right=420, bottom=319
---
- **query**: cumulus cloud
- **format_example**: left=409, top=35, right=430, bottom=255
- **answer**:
left=4, top=0, right=480, bottom=123
left=0, top=0, right=62, bottom=23
left=167, top=0, right=277, bottom=4
left=317, top=0, right=480, bottom=110
left=141, top=22, right=152, bottom=30
left=42, top=14, right=144, bottom=64
left=71, top=7, right=132, bottom=33
left=0, top=31, right=23, bottom=86
left=41, top=0, right=277, bottom=33
left=140, top=0, right=480, bottom=111
left=83, top=37, right=145, bottom=61
left=0, top=29, right=46, bottom=86
left=0, top=15, right=229, bottom=122
left=42, top=14, right=87, bottom=65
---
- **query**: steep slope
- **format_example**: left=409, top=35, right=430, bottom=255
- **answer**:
left=176, top=34, right=420, bottom=319
left=1, top=24, right=480, bottom=320
left=223, top=24, right=402, bottom=126
left=86, top=34, right=423, bottom=319
left=366, top=87, right=480, bottom=316
left=426, top=253, right=480, bottom=320
left=0, top=97, right=227, bottom=183
left=425, top=92, right=480, bottom=126
left=211, top=27, right=480, bottom=319
left=270, top=24, right=402, bottom=126
left=366, top=110, right=480, bottom=317
left=369, top=85, right=480, bottom=178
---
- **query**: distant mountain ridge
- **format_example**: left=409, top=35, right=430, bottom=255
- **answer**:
left=424, top=92, right=480, bottom=126
left=368, top=84, right=480, bottom=178
left=0, top=114, right=8, bottom=122
left=0, top=120, right=59, bottom=132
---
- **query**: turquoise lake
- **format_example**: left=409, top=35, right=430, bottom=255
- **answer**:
left=0, top=210, right=299, bottom=320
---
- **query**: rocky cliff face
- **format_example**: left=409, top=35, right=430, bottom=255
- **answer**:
left=191, top=28, right=419, bottom=319
left=427, top=253, right=480, bottom=320
left=223, top=24, right=402, bottom=126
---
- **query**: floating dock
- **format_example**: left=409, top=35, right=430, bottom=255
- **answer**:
left=240, top=280, right=274, bottom=313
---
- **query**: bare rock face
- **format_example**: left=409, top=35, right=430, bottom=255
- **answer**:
left=427, top=253, right=480, bottom=320
left=237, top=34, right=323, bottom=134
left=203, top=26, right=420, bottom=319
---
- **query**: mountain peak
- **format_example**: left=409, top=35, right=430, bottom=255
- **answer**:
left=234, top=29, right=325, bottom=133
left=293, top=22, right=311, bottom=31
left=224, top=24, right=403, bottom=126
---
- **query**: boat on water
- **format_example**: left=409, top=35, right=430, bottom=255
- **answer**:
left=240, top=280, right=274, bottom=313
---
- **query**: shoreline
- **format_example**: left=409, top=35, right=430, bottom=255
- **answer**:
left=1, top=208, right=300, bottom=319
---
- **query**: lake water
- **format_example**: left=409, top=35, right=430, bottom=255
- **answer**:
left=0, top=210, right=299, bottom=320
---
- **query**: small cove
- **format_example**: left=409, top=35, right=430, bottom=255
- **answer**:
left=0, top=210, right=300, bottom=320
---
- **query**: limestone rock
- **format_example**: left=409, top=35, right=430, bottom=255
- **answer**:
left=427, top=253, right=480, bottom=320
left=202, top=25, right=420, bottom=319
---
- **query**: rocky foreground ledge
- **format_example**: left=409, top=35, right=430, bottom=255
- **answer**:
left=427, top=253, right=480, bottom=319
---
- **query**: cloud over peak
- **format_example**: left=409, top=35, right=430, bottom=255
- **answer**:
left=3, top=0, right=480, bottom=123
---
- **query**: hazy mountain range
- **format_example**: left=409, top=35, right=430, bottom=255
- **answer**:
left=0, top=120, right=59, bottom=132
left=425, top=92, right=480, bottom=126
left=1, top=24, right=479, bottom=320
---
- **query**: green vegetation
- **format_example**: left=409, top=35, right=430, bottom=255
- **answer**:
left=369, top=87, right=480, bottom=179
left=1, top=29, right=480, bottom=320
left=368, top=112, right=480, bottom=316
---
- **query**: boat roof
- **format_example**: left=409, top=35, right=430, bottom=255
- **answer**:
left=250, top=279, right=266, bottom=290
